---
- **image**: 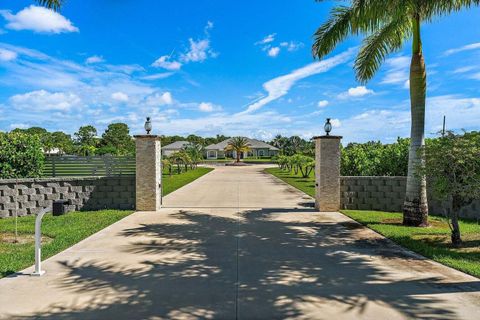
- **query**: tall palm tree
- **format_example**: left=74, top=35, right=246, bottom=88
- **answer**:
left=225, top=137, right=251, bottom=163
left=312, top=0, right=479, bottom=227
left=36, top=0, right=63, bottom=11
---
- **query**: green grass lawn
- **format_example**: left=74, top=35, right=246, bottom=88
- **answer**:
left=265, top=167, right=315, bottom=197
left=265, top=166, right=480, bottom=278
left=162, top=167, right=213, bottom=195
left=342, top=210, right=480, bottom=278
left=0, top=210, right=133, bottom=278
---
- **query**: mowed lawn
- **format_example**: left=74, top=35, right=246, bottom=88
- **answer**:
left=0, top=167, right=213, bottom=278
left=266, top=167, right=480, bottom=278
left=163, top=167, right=213, bottom=195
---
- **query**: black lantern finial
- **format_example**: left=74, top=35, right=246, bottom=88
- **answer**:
left=144, top=117, right=152, bottom=134
left=324, top=118, right=332, bottom=136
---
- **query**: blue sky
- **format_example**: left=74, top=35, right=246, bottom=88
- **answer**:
left=0, top=0, right=479, bottom=143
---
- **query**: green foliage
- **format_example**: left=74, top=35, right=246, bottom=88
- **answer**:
left=183, top=142, right=204, bottom=167
left=0, top=131, right=45, bottom=178
left=270, top=135, right=313, bottom=156
left=51, top=131, right=74, bottom=154
left=421, top=131, right=480, bottom=245
left=341, top=138, right=409, bottom=176
left=99, top=123, right=135, bottom=155
left=277, top=154, right=315, bottom=178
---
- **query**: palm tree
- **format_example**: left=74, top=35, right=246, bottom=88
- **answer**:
left=312, top=0, right=479, bottom=227
left=225, top=137, right=251, bottom=163
left=183, top=142, right=204, bottom=168
left=36, top=0, right=63, bottom=11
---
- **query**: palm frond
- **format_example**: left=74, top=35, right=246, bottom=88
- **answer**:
left=354, top=15, right=411, bottom=83
left=35, top=0, right=64, bottom=11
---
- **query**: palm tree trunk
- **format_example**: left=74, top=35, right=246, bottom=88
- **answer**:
left=403, top=14, right=428, bottom=227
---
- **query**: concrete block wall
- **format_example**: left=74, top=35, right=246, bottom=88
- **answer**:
left=0, top=176, right=135, bottom=218
left=340, top=176, right=480, bottom=219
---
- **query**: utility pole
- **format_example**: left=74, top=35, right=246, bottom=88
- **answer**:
left=442, top=115, right=446, bottom=137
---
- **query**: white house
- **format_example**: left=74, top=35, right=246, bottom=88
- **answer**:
left=204, top=137, right=279, bottom=160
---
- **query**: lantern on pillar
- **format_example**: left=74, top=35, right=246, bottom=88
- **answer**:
left=324, top=118, right=332, bottom=136
left=144, top=117, right=152, bottom=134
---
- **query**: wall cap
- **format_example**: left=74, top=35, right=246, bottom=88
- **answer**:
left=134, top=135, right=160, bottom=140
left=312, top=135, right=343, bottom=140
left=0, top=176, right=135, bottom=184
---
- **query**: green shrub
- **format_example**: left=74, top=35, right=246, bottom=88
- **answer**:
left=0, top=131, right=45, bottom=178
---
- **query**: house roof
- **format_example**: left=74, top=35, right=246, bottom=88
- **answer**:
left=162, top=141, right=190, bottom=150
left=205, top=137, right=279, bottom=151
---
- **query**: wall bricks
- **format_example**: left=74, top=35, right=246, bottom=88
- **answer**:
left=0, top=176, right=135, bottom=218
left=340, top=176, right=479, bottom=219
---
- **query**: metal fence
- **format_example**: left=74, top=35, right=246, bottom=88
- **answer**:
left=43, top=156, right=135, bottom=177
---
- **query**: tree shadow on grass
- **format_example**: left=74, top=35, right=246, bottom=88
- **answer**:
left=7, top=208, right=480, bottom=319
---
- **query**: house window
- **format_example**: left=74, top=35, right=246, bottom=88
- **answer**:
left=208, top=151, right=216, bottom=158
left=258, top=150, right=265, bottom=156
left=247, top=151, right=253, bottom=157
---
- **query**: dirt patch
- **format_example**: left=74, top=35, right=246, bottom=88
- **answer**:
left=0, top=233, right=53, bottom=245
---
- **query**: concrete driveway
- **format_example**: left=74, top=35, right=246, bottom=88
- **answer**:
left=0, top=165, right=479, bottom=319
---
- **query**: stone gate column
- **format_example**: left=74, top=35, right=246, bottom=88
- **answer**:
left=313, top=135, right=342, bottom=212
left=134, top=135, right=162, bottom=211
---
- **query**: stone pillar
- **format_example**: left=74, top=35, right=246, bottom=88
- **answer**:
left=134, top=135, right=162, bottom=211
left=314, top=135, right=342, bottom=212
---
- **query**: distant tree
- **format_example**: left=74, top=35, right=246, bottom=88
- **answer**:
left=100, top=123, right=134, bottom=155
left=421, top=131, right=480, bottom=246
left=25, top=127, right=48, bottom=136
left=74, top=125, right=97, bottom=149
left=186, top=134, right=205, bottom=146
left=51, top=131, right=74, bottom=155
left=225, top=137, right=251, bottom=163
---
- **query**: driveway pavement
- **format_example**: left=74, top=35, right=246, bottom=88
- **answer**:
left=0, top=165, right=479, bottom=319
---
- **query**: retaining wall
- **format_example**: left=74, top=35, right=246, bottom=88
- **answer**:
left=0, top=176, right=135, bottom=218
left=340, top=176, right=479, bottom=219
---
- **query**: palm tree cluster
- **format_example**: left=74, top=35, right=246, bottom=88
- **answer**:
left=224, top=137, right=251, bottom=163
left=271, top=135, right=314, bottom=156
left=312, top=0, right=480, bottom=226
left=277, top=154, right=315, bottom=178
left=163, top=142, right=205, bottom=175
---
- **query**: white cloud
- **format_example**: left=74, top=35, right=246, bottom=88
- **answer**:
left=444, top=42, right=480, bottom=56
left=317, top=100, right=329, bottom=108
left=280, top=41, right=304, bottom=52
left=180, top=38, right=215, bottom=63
left=381, top=56, right=410, bottom=85
left=0, top=5, right=78, bottom=34
left=198, top=102, right=221, bottom=112
left=151, top=55, right=182, bottom=70
left=453, top=66, right=476, bottom=74
left=0, top=48, right=17, bottom=61
left=140, top=72, right=174, bottom=80
left=240, top=48, right=354, bottom=114
left=85, top=55, right=104, bottom=64
left=10, top=90, right=81, bottom=111
left=111, top=92, right=129, bottom=102
left=267, top=47, right=280, bottom=57
left=339, top=86, right=374, bottom=99
left=256, top=33, right=276, bottom=45
left=153, top=21, right=217, bottom=70
left=145, top=92, right=173, bottom=106
left=199, top=102, right=214, bottom=112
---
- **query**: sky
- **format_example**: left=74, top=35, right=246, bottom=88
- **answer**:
left=0, top=0, right=479, bottom=143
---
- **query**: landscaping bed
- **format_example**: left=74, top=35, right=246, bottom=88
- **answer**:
left=265, top=167, right=480, bottom=278
left=0, top=210, right=133, bottom=278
